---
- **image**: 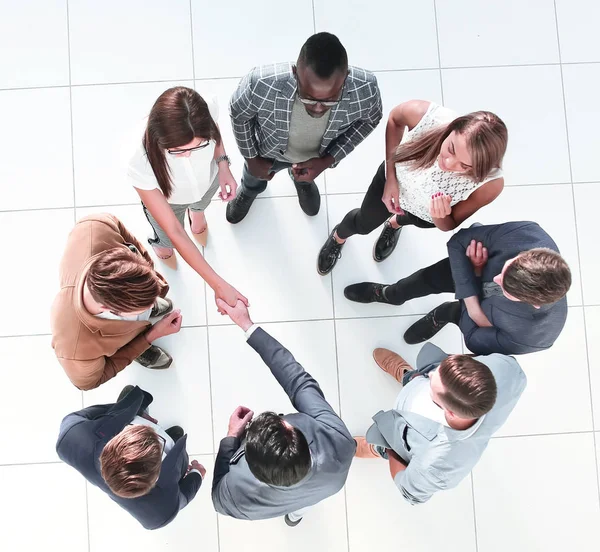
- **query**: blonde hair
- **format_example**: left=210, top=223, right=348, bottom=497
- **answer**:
left=393, top=111, right=508, bottom=182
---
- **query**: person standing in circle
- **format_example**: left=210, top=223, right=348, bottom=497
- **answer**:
left=129, top=86, right=247, bottom=310
left=317, top=100, right=508, bottom=275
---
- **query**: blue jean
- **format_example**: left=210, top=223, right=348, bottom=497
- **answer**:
left=241, top=159, right=315, bottom=197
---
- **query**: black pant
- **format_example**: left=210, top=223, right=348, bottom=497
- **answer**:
left=384, top=258, right=461, bottom=324
left=337, top=162, right=435, bottom=239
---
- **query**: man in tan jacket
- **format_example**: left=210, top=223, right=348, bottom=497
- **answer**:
left=51, top=214, right=182, bottom=390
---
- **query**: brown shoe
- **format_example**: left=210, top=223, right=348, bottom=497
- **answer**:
left=373, top=348, right=413, bottom=384
left=354, top=437, right=382, bottom=459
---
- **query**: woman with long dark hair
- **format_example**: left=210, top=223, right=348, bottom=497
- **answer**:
left=128, top=86, right=247, bottom=308
left=317, top=100, right=508, bottom=276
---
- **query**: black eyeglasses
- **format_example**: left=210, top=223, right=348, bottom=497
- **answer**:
left=167, top=141, right=210, bottom=155
left=294, top=74, right=345, bottom=107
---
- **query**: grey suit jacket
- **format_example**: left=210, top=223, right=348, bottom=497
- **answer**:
left=447, top=221, right=568, bottom=355
left=212, top=327, right=356, bottom=520
left=367, top=343, right=526, bottom=505
left=229, top=62, right=382, bottom=165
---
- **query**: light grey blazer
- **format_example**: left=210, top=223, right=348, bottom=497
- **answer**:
left=366, top=343, right=526, bottom=505
left=212, top=327, right=356, bottom=520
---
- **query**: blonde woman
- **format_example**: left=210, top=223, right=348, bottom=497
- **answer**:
left=317, top=100, right=508, bottom=275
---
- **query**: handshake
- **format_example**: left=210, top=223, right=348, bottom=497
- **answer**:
left=145, top=298, right=253, bottom=345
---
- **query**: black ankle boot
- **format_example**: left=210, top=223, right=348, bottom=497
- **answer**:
left=317, top=225, right=344, bottom=275
left=226, top=190, right=256, bottom=224
left=293, top=181, right=321, bottom=216
left=344, top=282, right=390, bottom=304
left=373, top=220, right=402, bottom=262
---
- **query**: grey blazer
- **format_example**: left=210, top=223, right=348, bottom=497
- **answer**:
left=212, top=327, right=356, bottom=520
left=229, top=62, right=382, bottom=165
left=447, top=221, right=568, bottom=355
left=366, top=343, right=526, bottom=505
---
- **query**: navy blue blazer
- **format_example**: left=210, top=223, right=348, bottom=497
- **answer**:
left=447, top=221, right=568, bottom=355
left=56, top=386, right=202, bottom=530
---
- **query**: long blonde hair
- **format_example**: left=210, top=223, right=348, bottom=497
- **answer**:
left=393, top=111, right=508, bottom=183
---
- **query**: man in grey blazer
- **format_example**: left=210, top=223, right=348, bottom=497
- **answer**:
left=354, top=343, right=526, bottom=505
left=227, top=31, right=382, bottom=223
left=212, top=299, right=356, bottom=526
left=345, top=221, right=572, bottom=355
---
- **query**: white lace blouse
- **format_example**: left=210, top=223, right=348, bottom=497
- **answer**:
left=394, top=103, right=502, bottom=223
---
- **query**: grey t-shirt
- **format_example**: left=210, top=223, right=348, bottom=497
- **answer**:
left=282, top=95, right=330, bottom=163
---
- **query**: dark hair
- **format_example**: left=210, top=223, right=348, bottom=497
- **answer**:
left=100, top=425, right=162, bottom=498
left=143, top=86, right=221, bottom=198
left=438, top=355, right=497, bottom=419
left=393, top=111, right=508, bottom=183
left=298, top=32, right=348, bottom=79
left=502, top=248, right=571, bottom=305
left=244, top=412, right=311, bottom=487
left=87, top=247, right=166, bottom=313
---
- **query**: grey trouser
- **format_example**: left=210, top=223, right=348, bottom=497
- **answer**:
left=142, top=178, right=219, bottom=248
left=241, top=159, right=315, bottom=197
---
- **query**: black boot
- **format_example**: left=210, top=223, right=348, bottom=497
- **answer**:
left=403, top=302, right=455, bottom=344
left=344, top=282, right=390, bottom=304
left=317, top=225, right=344, bottom=275
left=165, top=425, right=185, bottom=442
left=290, top=169, right=321, bottom=216
left=373, top=220, right=402, bottom=262
left=226, top=190, right=256, bottom=224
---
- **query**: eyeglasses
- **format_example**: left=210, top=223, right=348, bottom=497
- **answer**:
left=294, top=74, right=344, bottom=107
left=167, top=141, right=210, bottom=155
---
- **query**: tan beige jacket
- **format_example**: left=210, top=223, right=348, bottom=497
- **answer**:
left=51, top=214, right=168, bottom=390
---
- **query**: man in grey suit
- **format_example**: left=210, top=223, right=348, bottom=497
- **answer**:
left=212, top=299, right=356, bottom=526
left=345, top=221, right=572, bottom=355
left=354, top=343, right=526, bottom=505
left=227, top=31, right=382, bottom=222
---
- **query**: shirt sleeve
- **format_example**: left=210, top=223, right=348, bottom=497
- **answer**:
left=127, top=148, right=159, bottom=191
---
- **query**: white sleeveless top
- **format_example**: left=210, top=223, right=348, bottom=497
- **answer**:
left=127, top=98, right=220, bottom=205
left=394, top=103, right=503, bottom=223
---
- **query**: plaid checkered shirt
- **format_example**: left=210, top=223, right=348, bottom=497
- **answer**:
left=229, top=62, right=382, bottom=166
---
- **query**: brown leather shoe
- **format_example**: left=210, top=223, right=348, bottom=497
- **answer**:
left=373, top=348, right=413, bottom=384
left=354, top=437, right=382, bottom=459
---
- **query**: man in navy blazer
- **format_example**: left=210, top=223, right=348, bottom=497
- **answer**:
left=56, top=386, right=204, bottom=530
left=344, top=221, right=572, bottom=355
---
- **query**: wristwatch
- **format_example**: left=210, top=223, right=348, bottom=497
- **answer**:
left=215, top=154, right=231, bottom=166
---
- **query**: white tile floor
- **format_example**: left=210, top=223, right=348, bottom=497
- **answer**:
left=1, top=1, right=599, bottom=551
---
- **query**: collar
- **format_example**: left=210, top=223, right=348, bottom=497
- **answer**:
left=74, top=258, right=150, bottom=337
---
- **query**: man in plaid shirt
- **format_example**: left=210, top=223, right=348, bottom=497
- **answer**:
left=227, top=32, right=382, bottom=223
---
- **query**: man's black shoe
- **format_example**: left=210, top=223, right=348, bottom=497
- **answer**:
left=293, top=180, right=321, bottom=216
left=165, top=425, right=185, bottom=443
left=403, top=302, right=453, bottom=344
left=117, top=385, right=135, bottom=403
left=284, top=514, right=303, bottom=527
left=373, top=220, right=402, bottom=262
left=317, top=225, right=344, bottom=275
left=226, top=190, right=256, bottom=224
left=344, top=282, right=390, bottom=304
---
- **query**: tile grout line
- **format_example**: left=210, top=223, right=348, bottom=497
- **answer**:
left=3, top=181, right=598, bottom=215
left=201, top=273, right=222, bottom=552
left=470, top=472, right=480, bottom=552
left=551, top=2, right=600, bottom=506
left=188, top=0, right=197, bottom=86
left=311, top=0, right=317, bottom=33
left=65, top=0, right=76, bottom=227
left=1, top=303, right=596, bottom=340
left=6, top=60, right=600, bottom=95
left=552, top=0, right=600, bottom=507
left=432, top=0, right=445, bottom=105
